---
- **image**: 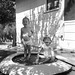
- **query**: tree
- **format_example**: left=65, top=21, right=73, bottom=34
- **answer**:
left=0, top=0, right=16, bottom=25
left=0, top=0, right=16, bottom=46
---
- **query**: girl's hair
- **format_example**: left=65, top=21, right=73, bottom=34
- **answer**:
left=43, top=36, right=51, bottom=42
left=22, top=17, right=29, bottom=23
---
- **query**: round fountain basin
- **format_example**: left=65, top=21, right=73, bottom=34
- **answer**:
left=0, top=52, right=72, bottom=75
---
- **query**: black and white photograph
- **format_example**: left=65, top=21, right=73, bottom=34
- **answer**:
left=0, top=0, right=75, bottom=75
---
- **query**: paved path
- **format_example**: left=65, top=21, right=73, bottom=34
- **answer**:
left=57, top=51, right=75, bottom=75
left=0, top=42, right=24, bottom=52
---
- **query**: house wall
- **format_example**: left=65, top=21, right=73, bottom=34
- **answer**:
left=59, top=20, right=75, bottom=50
left=58, top=0, right=75, bottom=50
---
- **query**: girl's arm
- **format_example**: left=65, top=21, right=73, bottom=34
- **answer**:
left=28, top=30, right=34, bottom=38
left=31, top=30, right=34, bottom=34
left=50, top=47, right=55, bottom=61
left=51, top=47, right=55, bottom=57
left=21, top=28, right=24, bottom=44
left=21, top=28, right=23, bottom=40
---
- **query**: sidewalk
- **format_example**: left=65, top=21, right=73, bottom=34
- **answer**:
left=0, top=42, right=24, bottom=52
left=56, top=50, right=75, bottom=70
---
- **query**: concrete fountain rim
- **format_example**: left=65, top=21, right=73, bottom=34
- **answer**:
left=0, top=52, right=72, bottom=75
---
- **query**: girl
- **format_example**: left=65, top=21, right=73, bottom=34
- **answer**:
left=21, top=17, right=33, bottom=61
left=36, top=35, right=55, bottom=64
left=40, top=36, right=55, bottom=59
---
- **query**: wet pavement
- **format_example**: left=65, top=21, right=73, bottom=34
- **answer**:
left=56, top=51, right=75, bottom=75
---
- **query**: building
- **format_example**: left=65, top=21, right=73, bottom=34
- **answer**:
left=16, top=0, right=75, bottom=50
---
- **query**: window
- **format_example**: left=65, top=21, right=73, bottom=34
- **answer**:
left=46, top=0, right=59, bottom=12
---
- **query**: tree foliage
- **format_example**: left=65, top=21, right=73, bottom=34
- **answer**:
left=0, top=0, right=16, bottom=46
left=0, top=0, right=16, bottom=24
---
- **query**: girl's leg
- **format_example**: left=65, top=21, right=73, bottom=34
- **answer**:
left=24, top=44, right=27, bottom=60
left=35, top=53, right=39, bottom=64
left=27, top=45, right=31, bottom=60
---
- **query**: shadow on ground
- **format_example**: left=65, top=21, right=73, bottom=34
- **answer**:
left=0, top=50, right=16, bottom=75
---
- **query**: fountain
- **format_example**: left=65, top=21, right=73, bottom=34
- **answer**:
left=0, top=45, right=72, bottom=75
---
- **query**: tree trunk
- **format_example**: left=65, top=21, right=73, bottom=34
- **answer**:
left=12, top=29, right=16, bottom=47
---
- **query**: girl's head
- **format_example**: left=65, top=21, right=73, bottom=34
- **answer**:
left=43, top=36, right=52, bottom=46
left=22, top=17, right=29, bottom=27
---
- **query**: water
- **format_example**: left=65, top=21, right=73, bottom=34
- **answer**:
left=0, top=50, right=75, bottom=75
